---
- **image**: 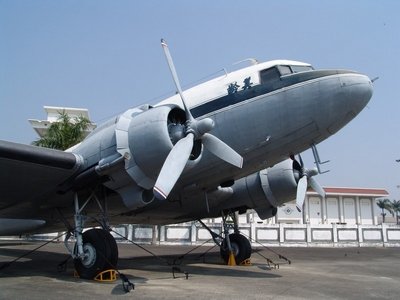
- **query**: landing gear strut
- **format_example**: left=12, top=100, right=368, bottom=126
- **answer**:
left=64, top=192, right=119, bottom=279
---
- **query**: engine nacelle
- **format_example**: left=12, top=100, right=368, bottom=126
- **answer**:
left=127, top=105, right=177, bottom=180
left=102, top=104, right=204, bottom=210
left=112, top=105, right=185, bottom=188
left=74, top=104, right=201, bottom=210
left=228, top=159, right=298, bottom=219
left=259, top=159, right=298, bottom=207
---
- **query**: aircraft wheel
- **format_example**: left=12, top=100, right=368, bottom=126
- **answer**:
left=74, top=228, right=118, bottom=279
left=98, top=229, right=119, bottom=268
left=220, top=233, right=252, bottom=265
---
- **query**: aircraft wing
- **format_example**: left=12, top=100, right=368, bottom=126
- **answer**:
left=0, top=140, right=82, bottom=209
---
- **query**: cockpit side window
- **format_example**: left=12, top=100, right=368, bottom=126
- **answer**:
left=277, top=65, right=292, bottom=76
left=260, top=67, right=281, bottom=85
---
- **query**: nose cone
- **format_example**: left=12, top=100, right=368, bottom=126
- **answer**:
left=322, top=72, right=373, bottom=135
left=340, top=73, right=373, bottom=115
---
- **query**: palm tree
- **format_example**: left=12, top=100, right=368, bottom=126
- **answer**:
left=390, top=200, right=400, bottom=225
left=32, top=110, right=90, bottom=150
left=376, top=199, right=393, bottom=223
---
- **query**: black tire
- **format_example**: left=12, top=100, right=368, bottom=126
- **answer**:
left=220, top=233, right=252, bottom=265
left=74, top=228, right=118, bottom=279
left=99, top=229, right=118, bottom=268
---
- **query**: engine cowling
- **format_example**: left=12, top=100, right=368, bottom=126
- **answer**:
left=228, top=159, right=298, bottom=219
left=127, top=105, right=178, bottom=181
left=258, top=159, right=299, bottom=207
left=103, top=104, right=204, bottom=210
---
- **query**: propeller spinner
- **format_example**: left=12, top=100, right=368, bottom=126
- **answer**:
left=290, top=154, right=326, bottom=212
left=153, top=39, right=243, bottom=200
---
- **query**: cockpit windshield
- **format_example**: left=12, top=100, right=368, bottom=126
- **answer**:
left=290, top=65, right=314, bottom=73
left=278, top=65, right=313, bottom=75
left=260, top=64, right=313, bottom=85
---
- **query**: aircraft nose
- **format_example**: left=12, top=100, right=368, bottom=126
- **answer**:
left=323, top=72, right=373, bottom=135
left=340, top=73, right=373, bottom=114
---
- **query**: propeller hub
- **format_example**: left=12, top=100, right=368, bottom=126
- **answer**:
left=195, top=118, right=214, bottom=136
left=291, top=154, right=325, bottom=212
left=185, top=118, right=214, bottom=139
left=305, top=168, right=318, bottom=178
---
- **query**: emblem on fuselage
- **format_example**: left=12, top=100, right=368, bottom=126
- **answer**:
left=227, top=76, right=253, bottom=94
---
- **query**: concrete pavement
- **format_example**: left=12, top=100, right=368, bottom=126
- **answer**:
left=0, top=240, right=399, bottom=299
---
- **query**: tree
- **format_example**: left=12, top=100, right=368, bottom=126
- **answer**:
left=32, top=110, right=90, bottom=150
left=376, top=199, right=393, bottom=223
left=390, top=200, right=400, bottom=225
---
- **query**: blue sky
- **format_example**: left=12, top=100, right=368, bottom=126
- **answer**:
left=1, top=0, right=400, bottom=197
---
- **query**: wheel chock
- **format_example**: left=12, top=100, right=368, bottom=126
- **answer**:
left=227, top=252, right=237, bottom=266
left=240, top=258, right=252, bottom=266
left=94, top=269, right=118, bottom=282
left=73, top=269, right=118, bottom=282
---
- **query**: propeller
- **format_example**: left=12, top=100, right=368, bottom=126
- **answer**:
left=290, top=154, right=326, bottom=212
left=153, top=39, right=243, bottom=200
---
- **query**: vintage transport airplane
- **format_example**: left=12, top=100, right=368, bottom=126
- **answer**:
left=0, top=39, right=373, bottom=279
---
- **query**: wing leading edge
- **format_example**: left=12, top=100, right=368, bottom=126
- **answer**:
left=0, top=140, right=83, bottom=209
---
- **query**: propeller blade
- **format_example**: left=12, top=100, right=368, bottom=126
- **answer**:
left=153, top=133, right=194, bottom=200
left=202, top=133, right=243, bottom=168
left=309, top=177, right=326, bottom=199
left=158, top=39, right=243, bottom=200
left=161, top=39, right=193, bottom=121
left=290, top=154, right=302, bottom=173
left=296, top=176, right=308, bottom=212
left=298, top=154, right=304, bottom=168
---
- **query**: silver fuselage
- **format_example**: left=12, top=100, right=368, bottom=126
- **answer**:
left=0, top=61, right=373, bottom=231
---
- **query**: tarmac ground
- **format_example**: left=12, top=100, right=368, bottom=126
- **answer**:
left=0, top=240, right=399, bottom=299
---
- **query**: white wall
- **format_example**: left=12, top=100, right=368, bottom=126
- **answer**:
left=107, top=223, right=400, bottom=247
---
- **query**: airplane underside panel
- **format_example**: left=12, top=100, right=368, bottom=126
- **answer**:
left=102, top=159, right=299, bottom=225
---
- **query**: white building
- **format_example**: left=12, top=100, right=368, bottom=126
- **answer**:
left=201, top=187, right=389, bottom=226
left=29, top=106, right=96, bottom=138
left=270, top=187, right=389, bottom=226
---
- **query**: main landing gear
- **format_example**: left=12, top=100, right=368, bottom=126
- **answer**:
left=73, top=228, right=118, bottom=279
left=220, top=233, right=252, bottom=265
left=200, top=211, right=252, bottom=265
left=63, top=192, right=119, bottom=280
